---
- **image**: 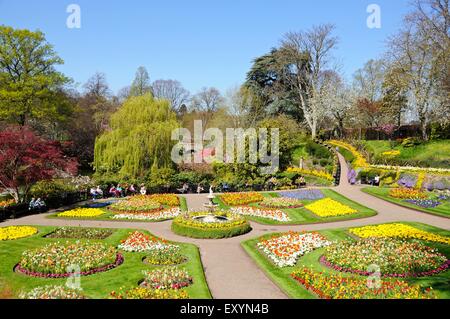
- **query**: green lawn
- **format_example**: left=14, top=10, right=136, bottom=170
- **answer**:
left=0, top=226, right=211, bottom=299
left=361, top=140, right=450, bottom=168
left=47, top=196, right=188, bottom=222
left=214, top=189, right=377, bottom=225
left=362, top=187, right=450, bottom=218
left=242, top=222, right=450, bottom=299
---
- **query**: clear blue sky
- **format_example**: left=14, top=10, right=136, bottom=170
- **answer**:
left=0, top=0, right=411, bottom=95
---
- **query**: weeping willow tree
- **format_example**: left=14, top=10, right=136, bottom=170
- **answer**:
left=94, top=94, right=179, bottom=178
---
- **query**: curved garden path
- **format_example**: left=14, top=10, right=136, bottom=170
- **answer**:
left=1, top=153, right=449, bottom=299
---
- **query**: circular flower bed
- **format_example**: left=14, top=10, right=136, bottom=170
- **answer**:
left=17, top=241, right=123, bottom=278
left=143, top=245, right=187, bottom=266
left=45, top=227, right=114, bottom=240
left=259, top=197, right=303, bottom=209
left=109, top=196, right=163, bottom=214
left=118, top=231, right=174, bottom=252
left=171, top=212, right=251, bottom=239
left=141, top=267, right=193, bottom=290
left=0, top=226, right=38, bottom=241
left=20, top=285, right=87, bottom=299
left=321, top=238, right=449, bottom=278
left=57, top=208, right=105, bottom=218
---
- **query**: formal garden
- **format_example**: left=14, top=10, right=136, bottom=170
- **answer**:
left=0, top=0, right=449, bottom=302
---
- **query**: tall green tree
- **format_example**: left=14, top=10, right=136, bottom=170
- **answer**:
left=0, top=26, right=71, bottom=126
left=94, top=94, right=179, bottom=178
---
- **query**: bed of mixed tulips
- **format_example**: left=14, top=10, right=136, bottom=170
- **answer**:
left=142, top=267, right=193, bottom=290
left=147, top=194, right=180, bottom=206
left=144, top=245, right=186, bottom=265
left=109, top=196, right=162, bottom=213
left=18, top=241, right=121, bottom=277
left=304, top=198, right=357, bottom=217
left=117, top=231, right=175, bottom=252
left=230, top=206, right=290, bottom=222
left=291, top=267, right=436, bottom=299
left=349, top=223, right=450, bottom=245
left=322, top=238, right=449, bottom=277
left=0, top=226, right=38, bottom=241
left=45, top=227, right=114, bottom=240
left=173, top=212, right=248, bottom=229
left=111, top=207, right=182, bottom=221
left=57, top=208, right=105, bottom=218
left=389, top=188, right=428, bottom=199
left=259, top=197, right=303, bottom=209
left=110, top=287, right=189, bottom=299
left=257, top=232, right=331, bottom=267
left=20, top=285, right=87, bottom=299
left=220, top=192, right=264, bottom=206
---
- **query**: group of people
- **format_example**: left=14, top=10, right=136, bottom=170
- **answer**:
left=28, top=198, right=46, bottom=212
left=90, top=184, right=148, bottom=200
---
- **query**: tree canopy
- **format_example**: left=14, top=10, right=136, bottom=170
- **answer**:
left=94, top=94, right=179, bottom=179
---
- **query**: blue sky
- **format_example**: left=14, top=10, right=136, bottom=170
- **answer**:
left=0, top=0, right=411, bottom=95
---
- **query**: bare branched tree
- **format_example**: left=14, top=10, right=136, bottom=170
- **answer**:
left=152, top=79, right=190, bottom=112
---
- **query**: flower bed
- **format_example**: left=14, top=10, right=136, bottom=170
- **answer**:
left=304, top=198, right=357, bottom=217
left=219, top=192, right=264, bottom=206
left=118, top=231, right=174, bottom=252
left=322, top=238, right=449, bottom=277
left=111, top=208, right=181, bottom=221
left=0, top=199, right=15, bottom=208
left=291, top=268, right=436, bottom=299
left=285, top=168, right=334, bottom=181
left=142, top=267, right=193, bottom=290
left=20, top=285, right=87, bottom=299
left=57, top=208, right=105, bottom=218
left=327, top=140, right=369, bottom=168
left=144, top=245, right=186, bottom=266
left=349, top=223, right=450, bottom=245
left=279, top=189, right=324, bottom=201
left=109, top=196, right=162, bottom=213
left=230, top=206, right=290, bottom=222
left=257, top=232, right=331, bottom=267
left=110, top=287, right=188, bottom=299
left=171, top=212, right=251, bottom=239
left=0, top=226, right=38, bottom=241
left=17, top=241, right=123, bottom=277
left=45, top=227, right=114, bottom=239
left=389, top=188, right=428, bottom=199
left=147, top=194, right=180, bottom=206
left=405, top=199, right=442, bottom=208
left=259, top=197, right=303, bottom=209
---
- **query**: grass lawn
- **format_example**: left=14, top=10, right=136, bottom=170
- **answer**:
left=242, top=222, right=450, bottom=299
left=214, top=189, right=377, bottom=225
left=361, top=140, right=450, bottom=168
left=0, top=226, right=211, bottom=299
left=362, top=187, right=450, bottom=219
left=47, top=196, right=188, bottom=222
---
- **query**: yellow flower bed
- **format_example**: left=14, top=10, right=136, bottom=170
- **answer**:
left=305, top=198, right=357, bottom=217
left=381, top=150, right=401, bottom=157
left=286, top=168, right=334, bottom=181
left=349, top=223, right=450, bottom=245
left=328, top=140, right=369, bottom=168
left=0, top=226, right=38, bottom=241
left=57, top=208, right=105, bottom=218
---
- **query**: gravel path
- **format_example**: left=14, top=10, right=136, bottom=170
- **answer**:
left=1, top=153, right=449, bottom=299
